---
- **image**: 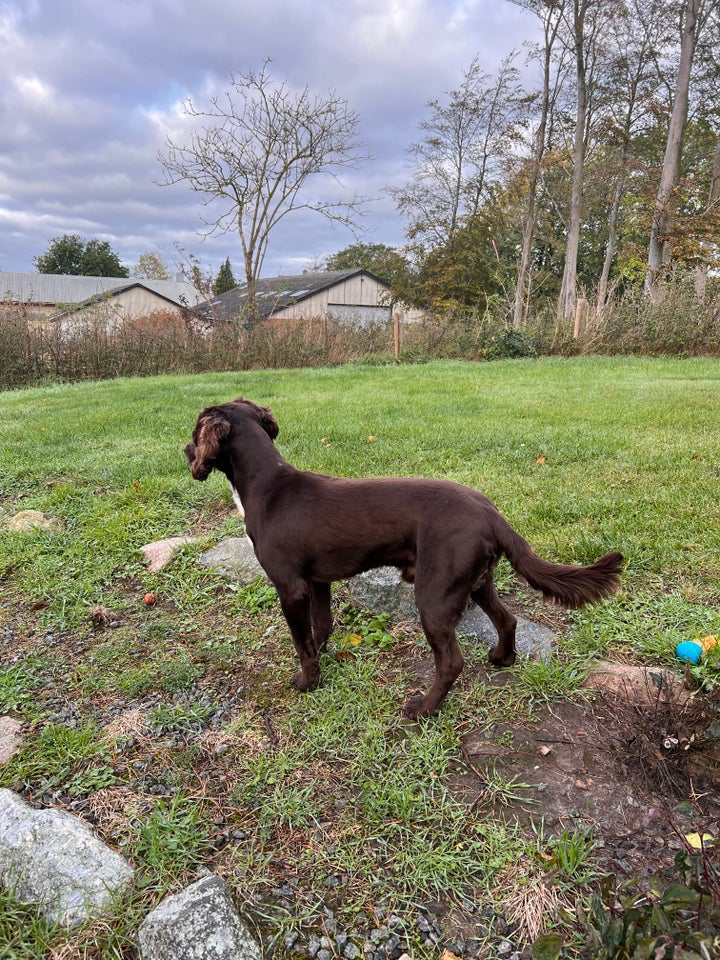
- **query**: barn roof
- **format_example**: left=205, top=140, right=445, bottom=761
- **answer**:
left=198, top=269, right=390, bottom=322
left=0, top=272, right=204, bottom=308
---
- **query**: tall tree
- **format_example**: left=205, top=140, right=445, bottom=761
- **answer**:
left=390, top=54, right=525, bottom=254
left=158, top=62, right=369, bottom=320
left=509, top=0, right=567, bottom=327
left=213, top=257, right=237, bottom=295
left=80, top=240, right=129, bottom=277
left=34, top=234, right=128, bottom=276
left=557, top=0, right=597, bottom=321
left=596, top=0, right=671, bottom=311
left=325, top=242, right=410, bottom=290
left=644, top=0, right=705, bottom=298
left=34, top=234, right=85, bottom=275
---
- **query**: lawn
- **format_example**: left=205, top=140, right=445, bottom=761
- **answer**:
left=0, top=356, right=719, bottom=958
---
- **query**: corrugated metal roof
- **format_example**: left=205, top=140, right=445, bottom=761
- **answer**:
left=200, top=269, right=390, bottom=322
left=0, top=272, right=205, bottom=307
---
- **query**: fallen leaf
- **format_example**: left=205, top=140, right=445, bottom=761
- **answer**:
left=685, top=832, right=717, bottom=849
left=440, top=951, right=462, bottom=960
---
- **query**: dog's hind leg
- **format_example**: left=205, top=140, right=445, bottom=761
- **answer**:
left=310, top=581, right=333, bottom=654
left=276, top=582, right=321, bottom=692
left=405, top=583, right=467, bottom=719
left=471, top=574, right=517, bottom=668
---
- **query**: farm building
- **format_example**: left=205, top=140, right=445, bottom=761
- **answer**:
left=198, top=269, right=400, bottom=327
left=0, top=272, right=204, bottom=323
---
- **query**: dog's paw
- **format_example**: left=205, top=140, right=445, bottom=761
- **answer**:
left=402, top=694, right=435, bottom=720
left=488, top=646, right=516, bottom=668
left=291, top=669, right=319, bottom=692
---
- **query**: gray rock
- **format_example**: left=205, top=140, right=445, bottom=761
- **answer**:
left=3, top=510, right=65, bottom=534
left=0, top=717, right=22, bottom=765
left=0, top=788, right=133, bottom=927
left=348, top=567, right=553, bottom=658
left=137, top=874, right=262, bottom=960
left=198, top=537, right=268, bottom=585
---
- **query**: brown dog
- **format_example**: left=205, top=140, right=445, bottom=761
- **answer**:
left=185, top=397, right=623, bottom=718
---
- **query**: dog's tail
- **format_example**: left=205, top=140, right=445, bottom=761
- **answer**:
left=497, top=519, right=623, bottom=608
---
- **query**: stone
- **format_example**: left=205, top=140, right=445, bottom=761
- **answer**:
left=585, top=661, right=691, bottom=705
left=137, top=874, right=262, bottom=960
left=0, top=717, right=22, bottom=765
left=198, top=537, right=268, bottom=585
left=3, top=510, right=65, bottom=534
left=348, top=567, right=554, bottom=658
left=0, top=788, right=134, bottom=927
left=141, top=536, right=199, bottom=572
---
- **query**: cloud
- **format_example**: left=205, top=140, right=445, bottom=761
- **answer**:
left=0, top=0, right=538, bottom=277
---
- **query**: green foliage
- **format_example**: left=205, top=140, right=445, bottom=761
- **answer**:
left=147, top=700, right=215, bottom=736
left=0, top=659, right=45, bottom=714
left=485, top=325, right=536, bottom=360
left=0, top=722, right=117, bottom=797
left=583, top=848, right=720, bottom=960
left=213, top=256, right=237, bottom=295
left=132, top=251, right=171, bottom=280
left=133, top=793, right=213, bottom=886
left=338, top=606, right=395, bottom=650
left=33, top=234, right=128, bottom=277
left=325, top=242, right=411, bottom=292
left=234, top=579, right=278, bottom=613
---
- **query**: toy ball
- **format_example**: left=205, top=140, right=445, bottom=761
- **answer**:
left=675, top=634, right=717, bottom=664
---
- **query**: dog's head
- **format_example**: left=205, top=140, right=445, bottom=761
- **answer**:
left=184, top=397, right=279, bottom=481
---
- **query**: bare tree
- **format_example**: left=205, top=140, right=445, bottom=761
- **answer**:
left=390, top=54, right=526, bottom=255
left=644, top=0, right=706, bottom=299
left=158, top=62, right=369, bottom=319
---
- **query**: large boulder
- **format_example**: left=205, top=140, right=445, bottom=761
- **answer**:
left=198, top=537, right=267, bottom=585
left=348, top=567, right=554, bottom=658
left=0, top=789, right=133, bottom=927
left=137, top=874, right=262, bottom=960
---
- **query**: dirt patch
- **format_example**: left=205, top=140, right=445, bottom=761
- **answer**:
left=451, top=667, right=720, bottom=886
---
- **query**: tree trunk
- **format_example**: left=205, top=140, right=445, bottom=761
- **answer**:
left=244, top=250, right=257, bottom=324
left=644, top=0, right=701, bottom=300
left=694, top=137, right=720, bottom=300
left=512, top=3, right=562, bottom=328
left=558, top=0, right=589, bottom=322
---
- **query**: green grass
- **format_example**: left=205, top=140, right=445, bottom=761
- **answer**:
left=1, top=356, right=719, bottom=957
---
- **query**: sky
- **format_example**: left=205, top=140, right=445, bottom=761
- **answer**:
left=0, top=0, right=539, bottom=282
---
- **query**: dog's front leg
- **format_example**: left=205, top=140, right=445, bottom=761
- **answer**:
left=277, top=584, right=321, bottom=692
left=403, top=623, right=465, bottom=719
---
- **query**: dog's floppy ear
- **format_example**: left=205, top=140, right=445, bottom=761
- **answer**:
left=257, top=404, right=279, bottom=440
left=188, top=410, right=231, bottom=481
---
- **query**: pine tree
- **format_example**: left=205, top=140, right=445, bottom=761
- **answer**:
left=213, top=257, right=237, bottom=295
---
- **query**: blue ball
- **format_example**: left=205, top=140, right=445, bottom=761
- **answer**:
left=676, top=640, right=702, bottom=664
